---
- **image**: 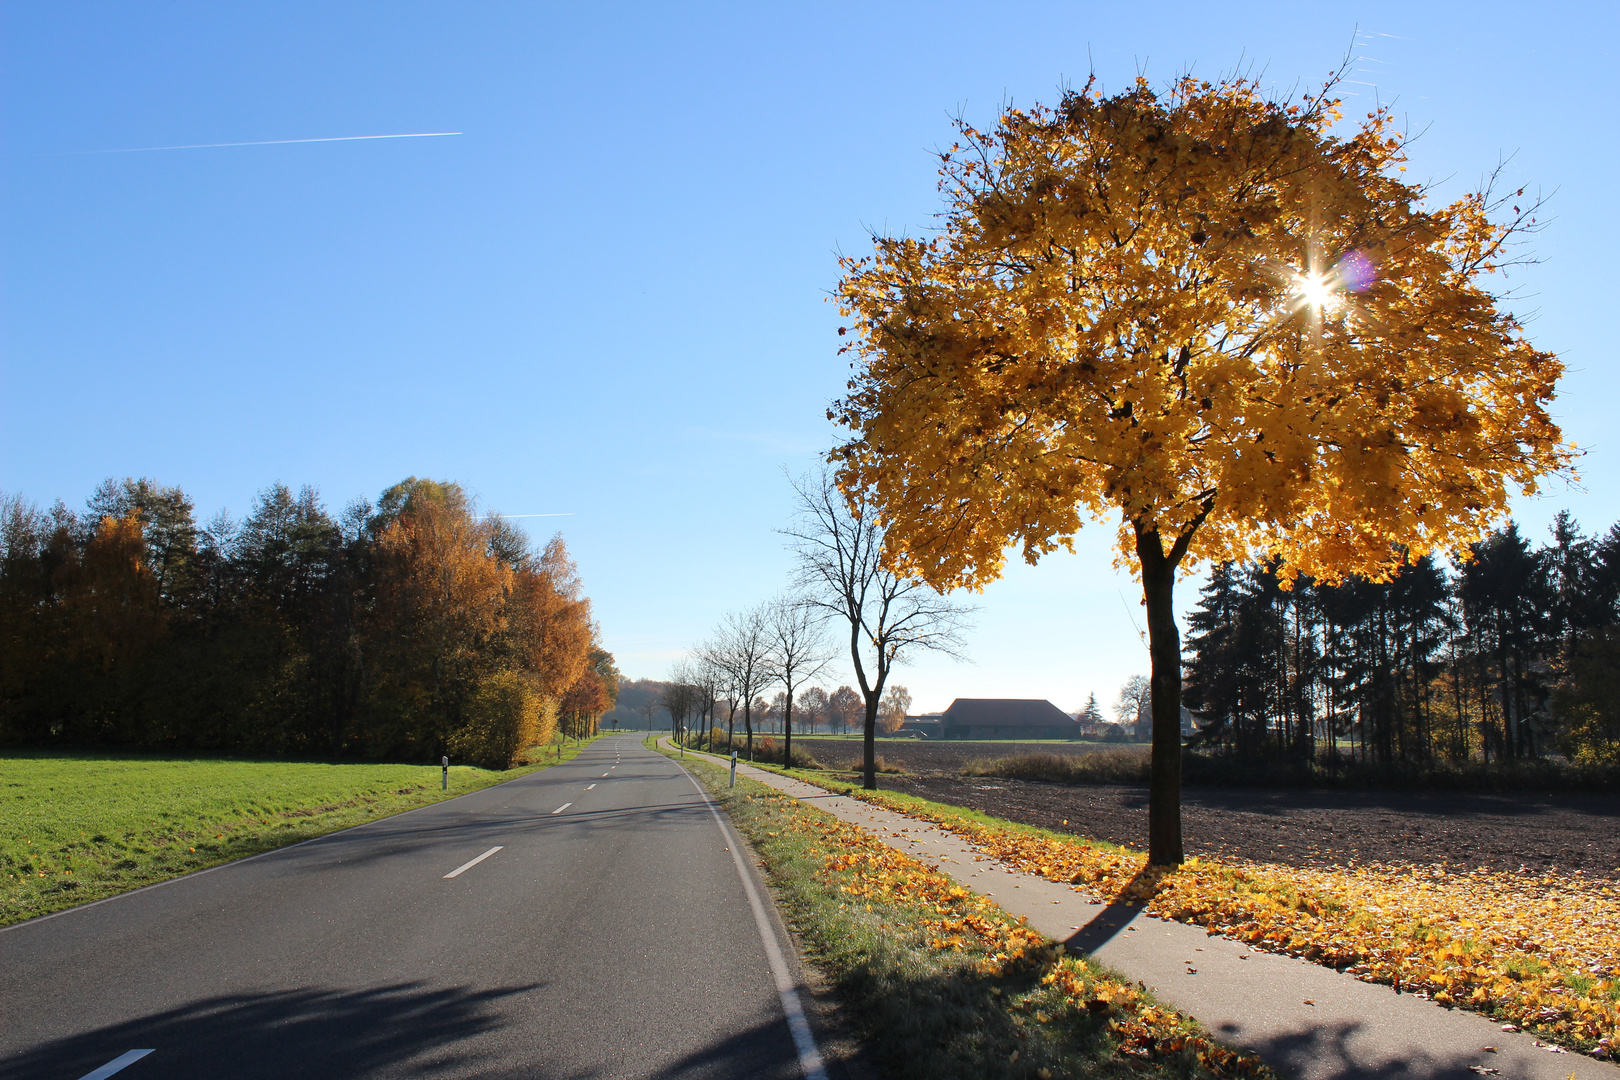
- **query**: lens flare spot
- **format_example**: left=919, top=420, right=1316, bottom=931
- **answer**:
left=1336, top=250, right=1377, bottom=292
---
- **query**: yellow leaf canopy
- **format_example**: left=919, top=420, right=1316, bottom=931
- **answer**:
left=833, top=75, right=1569, bottom=589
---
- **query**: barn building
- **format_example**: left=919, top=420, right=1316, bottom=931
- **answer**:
left=937, top=698, right=1078, bottom=740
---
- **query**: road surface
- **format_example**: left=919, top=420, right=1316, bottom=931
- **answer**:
left=0, top=736, right=816, bottom=1079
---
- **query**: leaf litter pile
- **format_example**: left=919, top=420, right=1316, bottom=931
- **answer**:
left=845, top=786, right=1619, bottom=1060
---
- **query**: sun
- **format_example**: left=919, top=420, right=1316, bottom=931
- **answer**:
left=1293, top=271, right=1340, bottom=311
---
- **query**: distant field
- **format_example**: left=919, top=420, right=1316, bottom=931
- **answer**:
left=791, top=737, right=1138, bottom=774
left=0, top=742, right=600, bottom=927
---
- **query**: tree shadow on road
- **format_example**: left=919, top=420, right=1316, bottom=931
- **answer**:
left=1, top=980, right=537, bottom=1080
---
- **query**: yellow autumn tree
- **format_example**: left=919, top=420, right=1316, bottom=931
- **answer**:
left=878, top=684, right=911, bottom=735
left=832, top=72, right=1570, bottom=865
left=367, top=481, right=510, bottom=757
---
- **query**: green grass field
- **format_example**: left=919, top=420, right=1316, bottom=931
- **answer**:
left=0, top=737, right=606, bottom=927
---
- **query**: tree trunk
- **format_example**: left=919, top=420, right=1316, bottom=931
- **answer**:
left=1135, top=524, right=1185, bottom=867
left=783, top=694, right=793, bottom=768
left=862, top=694, right=880, bottom=790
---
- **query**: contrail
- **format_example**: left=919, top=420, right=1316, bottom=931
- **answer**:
left=72, top=131, right=462, bottom=155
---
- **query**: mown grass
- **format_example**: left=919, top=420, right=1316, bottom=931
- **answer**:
left=658, top=739, right=1271, bottom=1080
left=0, top=735, right=609, bottom=927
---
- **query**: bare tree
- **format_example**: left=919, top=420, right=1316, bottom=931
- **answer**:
left=693, top=658, right=721, bottom=749
left=798, top=685, right=830, bottom=734
left=828, top=685, right=861, bottom=736
left=637, top=695, right=662, bottom=732
left=765, top=595, right=833, bottom=768
left=784, top=468, right=971, bottom=789
left=700, top=604, right=773, bottom=759
left=663, top=661, right=698, bottom=745
left=1115, top=675, right=1152, bottom=741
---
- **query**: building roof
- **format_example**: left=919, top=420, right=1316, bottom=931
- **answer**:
left=942, top=698, right=1077, bottom=728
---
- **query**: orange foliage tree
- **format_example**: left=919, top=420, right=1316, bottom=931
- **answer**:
left=560, top=670, right=610, bottom=739
left=0, top=477, right=604, bottom=765
left=367, top=480, right=510, bottom=756
left=364, top=481, right=599, bottom=765
left=833, top=72, right=1570, bottom=864
left=878, top=684, right=911, bottom=735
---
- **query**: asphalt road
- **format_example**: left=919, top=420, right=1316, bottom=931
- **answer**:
left=0, top=736, right=811, bottom=1080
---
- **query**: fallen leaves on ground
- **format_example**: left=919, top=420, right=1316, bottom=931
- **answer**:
left=757, top=791, right=1275, bottom=1077
left=843, top=788, right=1620, bottom=1058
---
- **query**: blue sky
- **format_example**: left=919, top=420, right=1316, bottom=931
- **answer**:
left=3, top=2, right=1615, bottom=713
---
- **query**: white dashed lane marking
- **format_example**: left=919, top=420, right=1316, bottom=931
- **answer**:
left=551, top=802, right=573, bottom=815
left=443, top=846, right=503, bottom=879
left=78, top=1050, right=154, bottom=1079
left=586, top=784, right=596, bottom=790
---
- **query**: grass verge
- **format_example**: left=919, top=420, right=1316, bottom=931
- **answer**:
left=656, top=739, right=1274, bottom=1080
left=760, top=765, right=1618, bottom=1060
left=1, top=734, right=610, bottom=928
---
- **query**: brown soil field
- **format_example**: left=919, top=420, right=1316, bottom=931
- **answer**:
left=792, top=737, right=1125, bottom=774
left=790, top=737, right=1620, bottom=878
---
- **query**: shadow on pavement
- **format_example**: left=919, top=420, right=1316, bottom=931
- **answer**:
left=649, top=1013, right=806, bottom=1080
left=1061, top=866, right=1168, bottom=954
left=1, top=981, right=537, bottom=1080
left=1228, top=1017, right=1486, bottom=1080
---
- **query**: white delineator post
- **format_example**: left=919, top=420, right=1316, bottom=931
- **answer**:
left=441, top=755, right=449, bottom=791
left=730, top=751, right=737, bottom=788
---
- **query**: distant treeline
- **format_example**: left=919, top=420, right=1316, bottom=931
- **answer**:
left=0, top=477, right=618, bottom=767
left=1184, top=514, right=1620, bottom=767
left=601, top=678, right=671, bottom=731
left=602, top=676, right=875, bottom=738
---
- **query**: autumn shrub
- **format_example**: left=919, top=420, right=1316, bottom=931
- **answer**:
left=966, top=750, right=1151, bottom=785
left=447, top=670, right=542, bottom=769
left=963, top=748, right=1620, bottom=793
left=1184, top=751, right=1620, bottom=792
left=752, top=736, right=823, bottom=769
left=663, top=749, right=1273, bottom=1080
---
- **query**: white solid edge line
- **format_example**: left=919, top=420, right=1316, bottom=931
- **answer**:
left=77, top=1049, right=154, bottom=1080
left=551, top=802, right=573, bottom=815
left=442, top=845, right=504, bottom=879
left=677, top=766, right=828, bottom=1080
